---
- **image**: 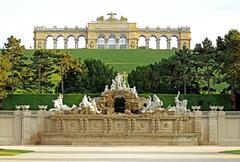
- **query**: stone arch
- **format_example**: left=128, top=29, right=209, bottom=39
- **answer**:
left=78, top=35, right=86, bottom=48
left=56, top=35, right=65, bottom=49
left=67, top=35, right=75, bottom=49
left=149, top=35, right=157, bottom=49
left=98, top=33, right=106, bottom=39
left=171, top=35, right=179, bottom=49
left=46, top=35, right=54, bottom=49
left=138, top=35, right=146, bottom=48
left=160, top=35, right=168, bottom=49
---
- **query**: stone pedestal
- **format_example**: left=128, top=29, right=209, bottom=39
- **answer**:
left=14, top=110, right=22, bottom=145
left=21, top=111, right=32, bottom=144
left=217, top=110, right=225, bottom=144
left=208, top=110, right=218, bottom=144
left=193, top=110, right=202, bottom=143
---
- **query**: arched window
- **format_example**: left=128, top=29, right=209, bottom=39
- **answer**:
left=171, top=36, right=178, bottom=49
left=119, top=37, right=127, bottom=49
left=108, top=35, right=116, bottom=49
left=97, top=36, right=105, bottom=49
left=46, top=36, right=54, bottom=49
left=57, top=36, right=64, bottom=49
left=160, top=36, right=167, bottom=49
left=138, top=36, right=146, bottom=48
left=149, top=36, right=157, bottom=49
left=78, top=36, right=86, bottom=48
left=67, top=36, right=75, bottom=49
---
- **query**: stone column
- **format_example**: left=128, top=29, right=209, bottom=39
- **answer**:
left=208, top=107, right=218, bottom=144
left=217, top=107, right=225, bottom=144
left=14, top=110, right=22, bottom=145
left=167, top=38, right=171, bottom=49
left=33, top=40, right=36, bottom=49
left=74, top=38, right=78, bottom=49
left=156, top=39, right=160, bottom=49
left=43, top=40, right=47, bottom=49
left=137, top=39, right=139, bottom=49
left=178, top=40, right=181, bottom=49
left=115, top=39, right=119, bottom=49
left=126, top=39, right=129, bottom=49
left=37, top=110, right=47, bottom=133
left=105, top=39, right=108, bottom=49
left=53, top=39, right=57, bottom=49
left=193, top=108, right=202, bottom=143
left=21, top=110, right=32, bottom=144
left=146, top=39, right=149, bottom=49
left=64, top=39, right=68, bottom=49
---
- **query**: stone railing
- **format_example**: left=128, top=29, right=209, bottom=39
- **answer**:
left=0, top=111, right=14, bottom=115
left=225, top=111, right=240, bottom=116
left=34, top=26, right=87, bottom=32
left=138, top=26, right=190, bottom=32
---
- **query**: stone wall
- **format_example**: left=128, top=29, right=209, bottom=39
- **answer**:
left=0, top=110, right=240, bottom=145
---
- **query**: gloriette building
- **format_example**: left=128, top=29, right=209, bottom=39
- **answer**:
left=33, top=13, right=191, bottom=49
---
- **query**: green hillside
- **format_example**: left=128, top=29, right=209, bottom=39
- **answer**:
left=23, top=49, right=175, bottom=72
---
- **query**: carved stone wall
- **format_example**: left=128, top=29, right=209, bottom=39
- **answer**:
left=39, top=113, right=199, bottom=145
left=1, top=110, right=240, bottom=145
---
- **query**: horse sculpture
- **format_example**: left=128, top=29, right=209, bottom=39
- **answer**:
left=168, top=91, right=190, bottom=114
left=142, top=94, right=163, bottom=113
left=49, top=94, right=72, bottom=111
left=79, top=95, right=101, bottom=113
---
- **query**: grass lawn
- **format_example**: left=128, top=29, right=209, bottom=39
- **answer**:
left=220, top=150, right=240, bottom=155
left=23, top=49, right=175, bottom=72
left=0, top=149, right=33, bottom=156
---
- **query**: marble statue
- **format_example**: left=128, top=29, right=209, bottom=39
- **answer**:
left=168, top=91, right=190, bottom=114
left=115, top=73, right=123, bottom=88
left=49, top=94, right=72, bottom=111
left=131, top=86, right=138, bottom=97
left=110, top=79, right=116, bottom=90
left=79, top=95, right=101, bottom=113
left=141, top=94, right=163, bottom=113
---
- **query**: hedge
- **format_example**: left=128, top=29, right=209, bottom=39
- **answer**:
left=1, top=93, right=233, bottom=111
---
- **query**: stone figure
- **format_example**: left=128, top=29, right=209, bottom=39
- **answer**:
left=115, top=73, right=123, bottom=88
left=152, top=94, right=163, bottom=108
left=79, top=95, right=101, bottom=113
left=96, top=16, right=104, bottom=21
left=141, top=95, right=163, bottom=113
left=120, top=16, right=128, bottom=21
left=131, top=86, right=138, bottom=97
left=110, top=79, right=116, bottom=90
left=49, top=94, right=71, bottom=111
left=169, top=91, right=190, bottom=114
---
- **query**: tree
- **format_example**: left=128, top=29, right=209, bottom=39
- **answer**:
left=83, top=59, right=117, bottom=92
left=1, top=36, right=26, bottom=92
left=0, top=54, right=11, bottom=99
left=193, top=38, right=218, bottom=94
left=222, top=29, right=240, bottom=93
left=128, top=47, right=199, bottom=94
left=59, top=59, right=116, bottom=93
left=53, top=51, right=86, bottom=94
left=30, top=50, right=55, bottom=93
left=174, top=46, right=197, bottom=94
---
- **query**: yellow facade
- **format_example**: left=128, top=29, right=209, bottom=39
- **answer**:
left=33, top=13, right=191, bottom=49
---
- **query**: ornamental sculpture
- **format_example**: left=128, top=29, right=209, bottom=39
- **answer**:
left=48, top=74, right=190, bottom=115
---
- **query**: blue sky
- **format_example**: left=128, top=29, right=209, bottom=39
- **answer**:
left=0, top=0, right=239, bottom=49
